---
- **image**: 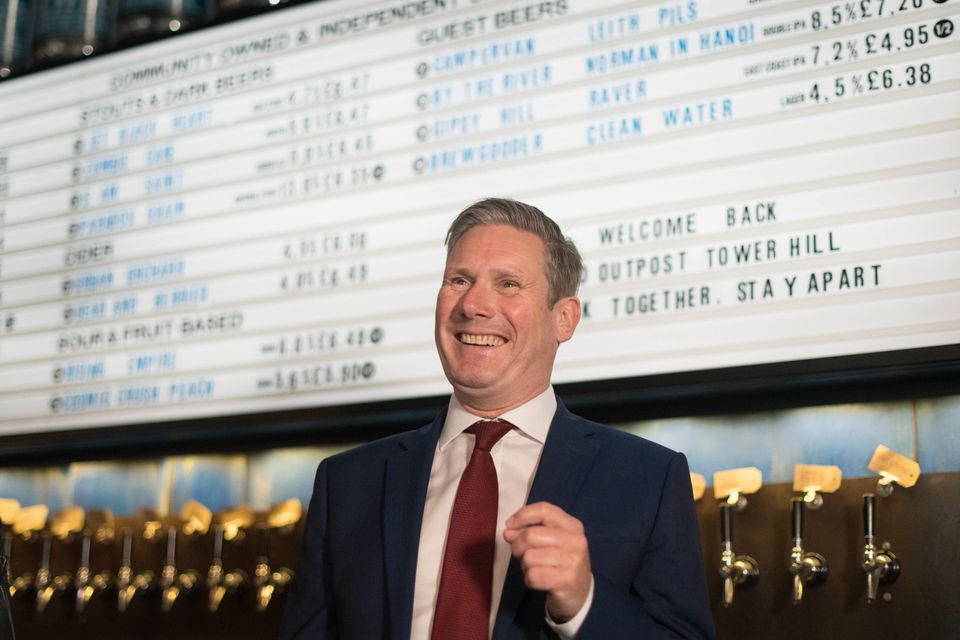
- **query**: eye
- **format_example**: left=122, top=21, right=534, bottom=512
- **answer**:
left=500, top=280, right=519, bottom=289
left=448, top=276, right=469, bottom=287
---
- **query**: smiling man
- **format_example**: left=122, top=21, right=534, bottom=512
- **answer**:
left=434, top=217, right=580, bottom=417
left=281, top=198, right=716, bottom=640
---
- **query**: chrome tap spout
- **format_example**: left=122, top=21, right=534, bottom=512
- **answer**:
left=862, top=494, right=900, bottom=603
left=787, top=497, right=828, bottom=604
left=717, top=504, right=758, bottom=607
left=159, top=526, right=197, bottom=612
left=206, top=526, right=245, bottom=612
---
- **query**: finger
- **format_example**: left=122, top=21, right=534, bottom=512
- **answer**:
left=507, top=523, right=576, bottom=550
left=506, top=526, right=585, bottom=561
left=504, top=526, right=535, bottom=557
left=522, top=565, right=562, bottom=592
left=521, top=562, right=588, bottom=598
left=506, top=502, right=583, bottom=533
left=518, top=546, right=581, bottom=573
left=520, top=548, right=594, bottom=621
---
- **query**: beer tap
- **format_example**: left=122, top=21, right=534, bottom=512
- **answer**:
left=253, top=541, right=292, bottom=612
left=718, top=499, right=759, bottom=607
left=2, top=531, right=11, bottom=595
left=788, top=497, right=828, bottom=604
left=116, top=526, right=156, bottom=613
left=159, top=526, right=199, bottom=612
left=253, top=499, right=301, bottom=612
left=1, top=499, right=19, bottom=594
left=0, top=498, right=20, bottom=603
left=207, top=525, right=246, bottom=612
left=207, top=504, right=251, bottom=613
left=158, top=500, right=213, bottom=612
left=862, top=494, right=900, bottom=603
left=116, top=529, right=137, bottom=612
left=36, top=507, right=83, bottom=613
left=75, top=532, right=94, bottom=612
left=860, top=444, right=919, bottom=603
left=7, top=504, right=48, bottom=599
left=35, top=534, right=70, bottom=613
left=75, top=509, right=115, bottom=614
left=713, top=468, right=761, bottom=607
left=788, top=465, right=838, bottom=604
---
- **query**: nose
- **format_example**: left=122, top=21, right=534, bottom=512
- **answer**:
left=458, top=281, right=495, bottom=318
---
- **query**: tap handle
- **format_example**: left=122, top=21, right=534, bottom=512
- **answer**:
left=254, top=524, right=272, bottom=588
left=209, top=525, right=225, bottom=585
left=863, top=494, right=877, bottom=540
left=719, top=503, right=733, bottom=546
left=213, top=526, right=225, bottom=565
left=81, top=533, right=91, bottom=568
left=121, top=529, right=132, bottom=567
left=257, top=523, right=270, bottom=558
left=3, top=531, right=12, bottom=583
left=75, top=533, right=92, bottom=612
left=38, top=534, right=52, bottom=575
left=164, top=526, right=177, bottom=567
left=791, top=497, right=804, bottom=543
left=116, top=530, right=133, bottom=613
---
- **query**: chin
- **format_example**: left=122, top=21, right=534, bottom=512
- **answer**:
left=449, top=370, right=506, bottom=396
left=450, top=370, right=499, bottom=389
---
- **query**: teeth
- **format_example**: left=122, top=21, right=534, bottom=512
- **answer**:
left=458, top=333, right=505, bottom=346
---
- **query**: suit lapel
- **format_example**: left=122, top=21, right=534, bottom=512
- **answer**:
left=494, top=402, right=599, bottom=639
left=383, top=413, right=443, bottom=640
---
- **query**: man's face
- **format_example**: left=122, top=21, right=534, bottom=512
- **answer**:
left=435, top=224, right=580, bottom=415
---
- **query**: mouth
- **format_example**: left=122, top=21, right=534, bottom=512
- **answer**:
left=457, top=333, right=507, bottom=347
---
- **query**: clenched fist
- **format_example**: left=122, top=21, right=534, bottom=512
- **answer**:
left=503, top=502, right=593, bottom=623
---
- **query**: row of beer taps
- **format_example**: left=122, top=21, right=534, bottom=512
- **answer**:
left=0, top=498, right=301, bottom=615
left=692, top=444, right=919, bottom=607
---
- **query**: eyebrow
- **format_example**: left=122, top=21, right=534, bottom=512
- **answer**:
left=490, top=269, right=523, bottom=280
left=442, top=265, right=472, bottom=277
left=443, top=266, right=523, bottom=277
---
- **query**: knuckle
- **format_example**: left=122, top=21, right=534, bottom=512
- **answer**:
left=575, top=536, right=588, bottom=553
left=525, top=566, right=548, bottom=588
left=527, top=527, right=547, bottom=545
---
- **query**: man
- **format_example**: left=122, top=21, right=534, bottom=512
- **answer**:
left=280, top=198, right=715, bottom=639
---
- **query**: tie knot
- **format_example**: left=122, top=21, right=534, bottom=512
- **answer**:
left=466, top=420, right=513, bottom=452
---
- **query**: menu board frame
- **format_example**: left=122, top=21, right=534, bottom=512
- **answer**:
left=1, top=0, right=958, bottom=459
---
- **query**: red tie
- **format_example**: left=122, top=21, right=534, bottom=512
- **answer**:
left=431, top=420, right=513, bottom=640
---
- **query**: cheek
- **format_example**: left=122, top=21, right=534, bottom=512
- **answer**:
left=435, top=293, right=455, bottom=321
left=503, top=305, right=543, bottom=338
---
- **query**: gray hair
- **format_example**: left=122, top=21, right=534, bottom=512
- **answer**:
left=445, top=198, right=583, bottom=306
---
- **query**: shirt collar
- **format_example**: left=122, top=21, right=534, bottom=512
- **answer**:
left=439, top=386, right=557, bottom=450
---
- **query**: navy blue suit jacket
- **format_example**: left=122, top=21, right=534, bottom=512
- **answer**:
left=280, top=400, right=716, bottom=639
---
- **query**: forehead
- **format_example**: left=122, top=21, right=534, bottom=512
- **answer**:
left=446, top=225, right=546, bottom=271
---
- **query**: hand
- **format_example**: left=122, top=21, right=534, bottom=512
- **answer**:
left=503, top=502, right=592, bottom=623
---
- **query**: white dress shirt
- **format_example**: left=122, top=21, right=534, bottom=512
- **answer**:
left=410, top=387, right=592, bottom=639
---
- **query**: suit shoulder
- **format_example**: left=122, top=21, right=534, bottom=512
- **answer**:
left=322, top=419, right=438, bottom=471
left=571, top=414, right=680, bottom=459
left=565, top=410, right=683, bottom=465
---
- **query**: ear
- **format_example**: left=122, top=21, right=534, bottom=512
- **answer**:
left=553, top=297, right=581, bottom=344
